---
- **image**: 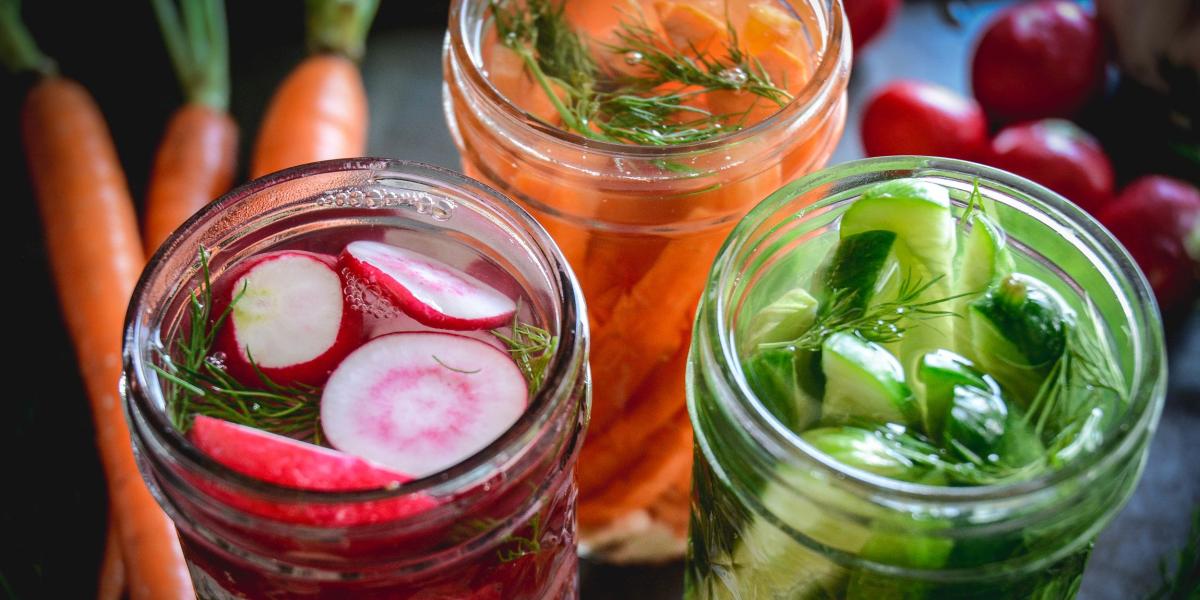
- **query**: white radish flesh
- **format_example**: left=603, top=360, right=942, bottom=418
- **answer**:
left=339, top=241, right=517, bottom=331
left=321, top=332, right=528, bottom=477
left=217, top=251, right=362, bottom=386
left=366, top=311, right=508, bottom=351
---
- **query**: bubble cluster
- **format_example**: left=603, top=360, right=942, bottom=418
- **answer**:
left=342, top=268, right=401, bottom=319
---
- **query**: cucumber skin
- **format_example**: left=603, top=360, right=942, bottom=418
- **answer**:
left=970, top=275, right=1069, bottom=369
left=821, top=230, right=898, bottom=310
left=743, top=348, right=819, bottom=431
left=915, top=350, right=989, bottom=440
left=821, top=332, right=918, bottom=426
left=945, top=385, right=1009, bottom=461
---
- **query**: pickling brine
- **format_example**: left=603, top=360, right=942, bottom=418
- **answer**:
left=685, top=158, right=1166, bottom=599
left=122, top=160, right=589, bottom=598
left=444, top=0, right=850, bottom=560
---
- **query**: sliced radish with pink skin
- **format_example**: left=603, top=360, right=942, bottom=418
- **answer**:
left=188, top=416, right=436, bottom=525
left=216, top=250, right=363, bottom=386
left=366, top=312, right=507, bottom=351
left=321, top=332, right=528, bottom=478
left=339, top=241, right=517, bottom=331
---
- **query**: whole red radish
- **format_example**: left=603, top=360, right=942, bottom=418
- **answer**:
left=861, top=80, right=988, bottom=160
left=844, top=0, right=901, bottom=51
left=972, top=0, right=1106, bottom=121
left=216, top=250, right=363, bottom=387
left=988, top=119, right=1115, bottom=213
left=189, top=416, right=435, bottom=526
left=1098, top=176, right=1200, bottom=309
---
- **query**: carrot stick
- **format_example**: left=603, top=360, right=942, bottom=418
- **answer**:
left=577, top=408, right=693, bottom=528
left=96, top=511, right=126, bottom=600
left=5, top=6, right=193, bottom=596
left=143, top=0, right=238, bottom=255
left=250, top=0, right=377, bottom=177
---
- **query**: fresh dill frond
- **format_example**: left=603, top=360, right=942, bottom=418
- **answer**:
left=153, top=248, right=324, bottom=443
left=760, top=273, right=968, bottom=352
left=492, top=313, right=558, bottom=395
left=488, top=0, right=792, bottom=147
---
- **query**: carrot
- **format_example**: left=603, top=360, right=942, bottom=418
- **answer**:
left=250, top=0, right=377, bottom=178
left=144, top=0, right=237, bottom=255
left=577, top=408, right=693, bottom=528
left=96, top=511, right=126, bottom=600
left=9, top=20, right=194, bottom=600
left=645, top=459, right=694, bottom=535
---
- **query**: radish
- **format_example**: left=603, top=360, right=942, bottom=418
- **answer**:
left=339, top=241, right=517, bottom=331
left=189, top=416, right=435, bottom=525
left=367, top=311, right=507, bottom=351
left=216, top=250, right=362, bottom=386
left=321, top=332, right=528, bottom=478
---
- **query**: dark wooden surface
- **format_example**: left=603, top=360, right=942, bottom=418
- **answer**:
left=2, top=2, right=1196, bottom=598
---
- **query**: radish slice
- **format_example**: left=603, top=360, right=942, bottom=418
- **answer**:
left=189, top=416, right=435, bottom=525
left=216, top=250, right=362, bottom=386
left=367, top=312, right=508, bottom=351
left=339, top=241, right=517, bottom=331
left=321, top=332, right=529, bottom=477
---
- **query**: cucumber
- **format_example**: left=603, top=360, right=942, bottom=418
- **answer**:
left=819, top=230, right=899, bottom=310
left=944, top=384, right=1009, bottom=463
left=821, top=332, right=917, bottom=426
left=802, top=426, right=930, bottom=482
left=746, top=287, right=819, bottom=348
left=953, top=213, right=1014, bottom=356
left=840, top=179, right=956, bottom=279
left=845, top=527, right=955, bottom=600
left=913, top=350, right=990, bottom=440
left=744, top=348, right=820, bottom=431
left=840, top=180, right=958, bottom=384
left=968, top=273, right=1073, bottom=404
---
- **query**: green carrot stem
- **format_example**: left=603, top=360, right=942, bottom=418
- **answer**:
left=0, top=0, right=55, bottom=76
left=305, top=0, right=379, bottom=62
left=151, top=0, right=229, bottom=110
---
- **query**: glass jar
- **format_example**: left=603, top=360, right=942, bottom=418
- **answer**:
left=443, top=0, right=850, bottom=560
left=122, top=159, right=590, bottom=598
left=685, top=157, right=1167, bottom=598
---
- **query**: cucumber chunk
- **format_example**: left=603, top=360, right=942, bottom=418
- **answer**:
left=802, top=426, right=929, bottom=482
left=956, top=213, right=1013, bottom=298
left=841, top=179, right=955, bottom=277
left=945, top=385, right=1009, bottom=463
left=913, top=349, right=993, bottom=440
left=968, top=274, right=1073, bottom=404
left=821, top=332, right=917, bottom=426
left=746, top=287, right=819, bottom=348
left=744, top=348, right=820, bottom=431
left=820, top=230, right=899, bottom=310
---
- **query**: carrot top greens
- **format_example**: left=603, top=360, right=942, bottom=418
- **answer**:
left=488, top=0, right=792, bottom=145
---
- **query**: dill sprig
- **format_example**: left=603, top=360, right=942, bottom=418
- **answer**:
left=760, top=273, right=968, bottom=352
left=1022, top=297, right=1129, bottom=450
left=493, top=313, right=558, bottom=395
left=488, top=0, right=791, bottom=146
left=152, top=248, right=324, bottom=443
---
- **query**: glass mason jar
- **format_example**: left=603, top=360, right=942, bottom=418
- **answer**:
left=122, top=159, right=590, bottom=598
left=685, top=157, right=1167, bottom=598
left=443, top=0, right=850, bottom=560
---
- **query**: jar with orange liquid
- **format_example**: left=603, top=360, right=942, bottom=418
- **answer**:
left=444, top=0, right=849, bottom=562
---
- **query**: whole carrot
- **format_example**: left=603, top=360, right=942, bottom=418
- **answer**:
left=143, top=0, right=237, bottom=255
left=250, top=0, right=378, bottom=177
left=2, top=3, right=193, bottom=598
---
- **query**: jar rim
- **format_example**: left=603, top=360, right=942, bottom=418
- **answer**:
left=446, top=0, right=849, bottom=157
left=702, top=155, right=1167, bottom=504
left=123, top=158, right=588, bottom=506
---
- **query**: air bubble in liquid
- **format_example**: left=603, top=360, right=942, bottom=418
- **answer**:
left=717, top=67, right=748, bottom=87
left=624, top=50, right=644, bottom=65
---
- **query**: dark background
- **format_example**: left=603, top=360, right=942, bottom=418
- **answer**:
left=2, top=1, right=1197, bottom=599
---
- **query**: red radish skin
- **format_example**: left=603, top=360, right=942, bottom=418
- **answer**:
left=189, top=416, right=435, bottom=526
left=367, top=312, right=508, bottom=351
left=216, top=250, right=363, bottom=387
left=844, top=0, right=901, bottom=52
left=861, top=80, right=989, bottom=160
left=340, top=241, right=517, bottom=331
left=971, top=1, right=1106, bottom=122
left=987, top=119, right=1115, bottom=214
left=1098, top=176, right=1200, bottom=309
left=321, top=332, right=528, bottom=478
